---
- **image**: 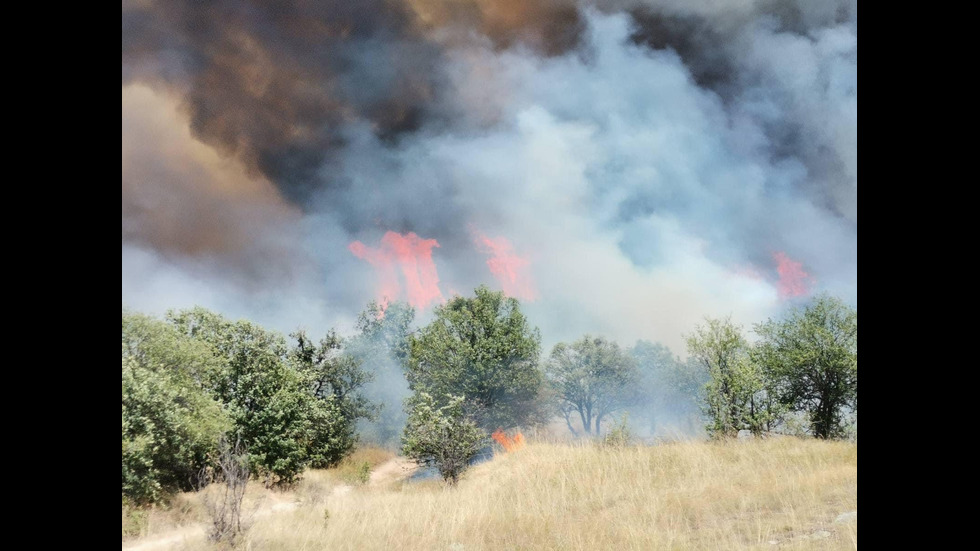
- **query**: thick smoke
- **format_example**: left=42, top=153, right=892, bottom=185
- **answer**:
left=122, top=0, right=856, bottom=376
left=122, top=0, right=449, bottom=206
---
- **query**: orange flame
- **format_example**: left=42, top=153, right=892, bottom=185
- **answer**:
left=491, top=429, right=525, bottom=452
left=773, top=251, right=813, bottom=299
left=473, top=231, right=538, bottom=301
left=349, top=231, right=444, bottom=311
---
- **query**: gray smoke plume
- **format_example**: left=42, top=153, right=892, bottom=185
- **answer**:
left=122, top=0, right=856, bottom=371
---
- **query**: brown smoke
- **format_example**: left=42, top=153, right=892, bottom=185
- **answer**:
left=408, top=0, right=584, bottom=56
left=121, top=84, right=305, bottom=286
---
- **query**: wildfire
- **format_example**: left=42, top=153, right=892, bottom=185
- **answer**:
left=773, top=251, right=813, bottom=299
left=348, top=231, right=444, bottom=312
left=491, top=429, right=525, bottom=452
left=473, top=231, right=538, bottom=301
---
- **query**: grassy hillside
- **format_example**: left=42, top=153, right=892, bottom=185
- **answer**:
left=125, top=437, right=857, bottom=550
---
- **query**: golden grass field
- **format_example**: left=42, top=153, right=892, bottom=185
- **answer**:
left=123, top=437, right=856, bottom=550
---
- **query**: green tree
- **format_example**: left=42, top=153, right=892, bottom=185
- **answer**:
left=344, top=301, right=416, bottom=448
left=687, top=317, right=775, bottom=438
left=291, top=329, right=377, bottom=466
left=166, top=307, right=345, bottom=484
left=402, top=392, right=487, bottom=485
left=122, top=312, right=231, bottom=504
left=754, top=294, right=857, bottom=439
left=546, top=335, right=641, bottom=436
left=405, top=286, right=544, bottom=431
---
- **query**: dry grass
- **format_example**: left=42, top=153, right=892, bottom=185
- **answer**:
left=122, top=493, right=207, bottom=540
left=333, top=446, right=398, bottom=485
left=157, top=436, right=855, bottom=550
left=122, top=445, right=398, bottom=545
left=345, top=445, right=398, bottom=468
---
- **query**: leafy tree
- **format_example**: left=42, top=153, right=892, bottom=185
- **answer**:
left=402, top=392, right=487, bottom=485
left=754, top=294, right=857, bottom=439
left=546, top=335, right=641, bottom=436
left=405, top=286, right=544, bottom=431
left=166, top=307, right=346, bottom=484
left=122, top=312, right=231, bottom=504
left=630, top=340, right=706, bottom=436
left=687, top=317, right=776, bottom=438
left=344, top=301, right=416, bottom=448
left=291, top=329, right=377, bottom=466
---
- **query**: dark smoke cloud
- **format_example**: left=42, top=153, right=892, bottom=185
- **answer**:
left=123, top=0, right=448, bottom=205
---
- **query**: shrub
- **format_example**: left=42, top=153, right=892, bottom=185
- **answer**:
left=403, top=393, right=487, bottom=485
left=122, top=311, right=231, bottom=504
left=601, top=414, right=635, bottom=447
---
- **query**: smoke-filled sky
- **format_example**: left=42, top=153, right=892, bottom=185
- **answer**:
left=122, top=0, right=856, bottom=354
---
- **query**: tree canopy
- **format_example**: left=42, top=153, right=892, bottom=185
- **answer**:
left=123, top=306, right=375, bottom=502
left=405, top=286, right=544, bottom=431
left=754, top=294, right=857, bottom=439
left=122, top=312, right=231, bottom=504
left=687, top=317, right=774, bottom=438
left=401, top=392, right=487, bottom=485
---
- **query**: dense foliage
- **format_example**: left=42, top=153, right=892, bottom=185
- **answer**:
left=689, top=296, right=858, bottom=440
left=686, top=317, right=778, bottom=438
left=405, top=286, right=544, bottom=431
left=402, top=392, right=487, bottom=485
left=122, top=307, right=374, bottom=503
left=291, top=329, right=377, bottom=466
left=754, top=295, right=857, bottom=439
left=122, top=312, right=231, bottom=504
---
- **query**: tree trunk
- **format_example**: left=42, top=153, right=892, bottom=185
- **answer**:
left=563, top=410, right=579, bottom=437
left=578, top=404, right=592, bottom=435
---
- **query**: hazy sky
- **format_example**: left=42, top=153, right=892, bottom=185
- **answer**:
left=122, top=0, right=856, bottom=354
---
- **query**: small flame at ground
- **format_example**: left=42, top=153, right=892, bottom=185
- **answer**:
left=349, top=231, right=444, bottom=312
left=491, top=429, right=525, bottom=452
left=473, top=231, right=538, bottom=301
left=773, top=251, right=813, bottom=299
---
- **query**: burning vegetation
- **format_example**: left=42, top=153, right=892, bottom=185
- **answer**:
left=491, top=429, right=525, bottom=452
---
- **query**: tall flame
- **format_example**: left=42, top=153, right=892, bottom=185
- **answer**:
left=349, top=231, right=444, bottom=311
left=773, top=251, right=813, bottom=299
left=491, top=429, right=525, bottom=452
left=473, top=231, right=538, bottom=301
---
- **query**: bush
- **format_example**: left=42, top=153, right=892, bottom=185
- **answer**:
left=167, top=307, right=365, bottom=486
left=601, top=414, right=635, bottom=447
left=122, top=312, right=231, bottom=504
left=402, top=393, right=487, bottom=485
